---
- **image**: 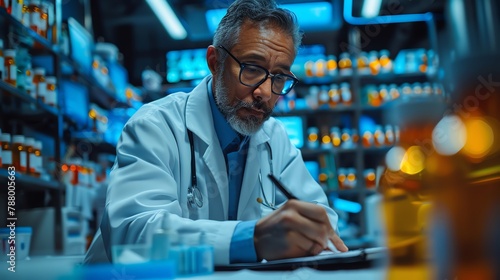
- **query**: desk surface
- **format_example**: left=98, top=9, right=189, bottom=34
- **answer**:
left=0, top=255, right=390, bottom=280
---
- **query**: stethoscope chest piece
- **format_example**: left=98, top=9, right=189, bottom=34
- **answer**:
left=187, top=186, right=203, bottom=208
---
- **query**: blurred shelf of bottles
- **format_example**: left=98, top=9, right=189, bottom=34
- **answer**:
left=1, top=3, right=150, bottom=151
left=271, top=45, right=443, bottom=114
left=304, top=154, right=380, bottom=194
left=305, top=123, right=399, bottom=151
left=0, top=129, right=54, bottom=185
left=291, top=44, right=439, bottom=82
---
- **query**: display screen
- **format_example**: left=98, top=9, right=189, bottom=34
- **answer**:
left=60, top=80, right=89, bottom=128
left=274, top=116, right=304, bottom=149
left=67, top=17, right=94, bottom=75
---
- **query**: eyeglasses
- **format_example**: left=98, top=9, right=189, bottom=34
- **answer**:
left=218, top=45, right=298, bottom=95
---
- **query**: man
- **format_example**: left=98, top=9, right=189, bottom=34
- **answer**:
left=85, top=0, right=347, bottom=265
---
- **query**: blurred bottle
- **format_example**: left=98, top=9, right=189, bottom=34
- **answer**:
left=328, top=84, right=340, bottom=107
left=338, top=52, right=352, bottom=76
left=356, top=51, right=370, bottom=75
left=379, top=49, right=393, bottom=74
left=326, top=55, right=337, bottom=77
left=340, top=82, right=352, bottom=106
left=379, top=98, right=445, bottom=279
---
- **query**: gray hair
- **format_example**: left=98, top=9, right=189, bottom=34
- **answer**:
left=212, top=0, right=303, bottom=60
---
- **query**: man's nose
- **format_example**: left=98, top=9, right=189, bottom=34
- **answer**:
left=252, top=76, right=273, bottom=102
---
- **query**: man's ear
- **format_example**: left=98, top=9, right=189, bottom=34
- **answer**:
left=207, top=45, right=218, bottom=75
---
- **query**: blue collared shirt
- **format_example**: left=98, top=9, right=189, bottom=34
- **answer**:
left=207, top=79, right=258, bottom=263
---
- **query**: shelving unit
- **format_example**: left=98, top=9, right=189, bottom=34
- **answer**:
left=1, top=5, right=127, bottom=254
left=274, top=25, right=444, bottom=246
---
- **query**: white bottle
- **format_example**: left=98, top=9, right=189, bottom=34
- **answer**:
left=150, top=213, right=172, bottom=261
left=197, top=232, right=214, bottom=274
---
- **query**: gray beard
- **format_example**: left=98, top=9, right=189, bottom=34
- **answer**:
left=213, top=70, right=273, bottom=136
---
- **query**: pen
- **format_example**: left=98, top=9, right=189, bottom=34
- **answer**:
left=267, top=174, right=341, bottom=254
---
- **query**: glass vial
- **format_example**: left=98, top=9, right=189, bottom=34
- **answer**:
left=1, top=133, right=13, bottom=168
left=340, top=83, right=352, bottom=106
left=12, top=135, right=27, bottom=173
left=373, top=125, right=385, bottom=147
left=31, top=140, right=42, bottom=177
left=4, top=49, right=17, bottom=87
left=338, top=52, right=352, bottom=76
left=328, top=84, right=340, bottom=107
left=21, top=0, right=30, bottom=27
left=39, top=1, right=48, bottom=38
left=25, top=137, right=35, bottom=175
left=28, top=0, right=41, bottom=34
left=33, top=67, right=46, bottom=102
left=45, top=76, right=57, bottom=107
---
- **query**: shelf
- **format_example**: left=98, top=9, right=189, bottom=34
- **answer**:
left=0, top=81, right=59, bottom=117
left=358, top=71, right=434, bottom=84
left=363, top=146, right=392, bottom=153
left=297, top=71, right=435, bottom=86
left=301, top=147, right=357, bottom=158
left=0, top=168, right=62, bottom=192
left=0, top=9, right=129, bottom=111
left=274, top=105, right=356, bottom=116
left=72, top=131, right=116, bottom=155
left=298, top=75, right=351, bottom=85
left=326, top=188, right=377, bottom=196
left=0, top=8, right=58, bottom=53
left=60, top=56, right=129, bottom=110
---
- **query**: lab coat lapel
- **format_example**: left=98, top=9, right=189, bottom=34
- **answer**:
left=238, top=130, right=270, bottom=220
left=185, top=76, right=229, bottom=219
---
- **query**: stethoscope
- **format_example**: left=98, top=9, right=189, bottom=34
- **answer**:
left=186, top=129, right=276, bottom=210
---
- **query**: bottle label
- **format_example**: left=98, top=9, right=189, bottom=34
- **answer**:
left=33, top=155, right=42, bottom=171
left=8, top=65, right=17, bottom=81
left=20, top=151, right=27, bottom=168
left=37, top=82, right=47, bottom=99
left=45, top=89, right=56, bottom=105
left=2, top=150, right=12, bottom=165
left=31, top=11, right=41, bottom=31
left=29, top=153, right=36, bottom=168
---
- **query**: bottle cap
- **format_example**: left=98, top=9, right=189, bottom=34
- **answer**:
left=34, top=68, right=46, bottom=75
left=199, top=231, right=208, bottom=245
left=46, top=76, right=57, bottom=84
left=4, top=49, right=16, bottom=57
left=34, top=140, right=43, bottom=150
left=25, top=137, right=35, bottom=146
left=13, top=135, right=25, bottom=144
left=1, top=133, right=11, bottom=142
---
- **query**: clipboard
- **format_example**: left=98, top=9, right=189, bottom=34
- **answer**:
left=215, top=247, right=388, bottom=271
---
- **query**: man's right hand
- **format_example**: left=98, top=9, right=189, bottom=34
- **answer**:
left=253, top=199, right=348, bottom=261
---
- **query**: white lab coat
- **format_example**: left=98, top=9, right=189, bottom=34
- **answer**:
left=84, top=76, right=338, bottom=265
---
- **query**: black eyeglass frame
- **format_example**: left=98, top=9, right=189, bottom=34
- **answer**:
left=218, top=45, right=299, bottom=95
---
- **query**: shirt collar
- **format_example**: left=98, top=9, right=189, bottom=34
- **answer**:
left=208, top=79, right=242, bottom=151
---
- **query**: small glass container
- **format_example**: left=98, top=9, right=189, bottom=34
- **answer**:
left=4, top=49, right=17, bottom=87
left=12, top=135, right=27, bottom=173
left=25, top=137, right=35, bottom=175
left=1, top=133, right=13, bottom=168
left=45, top=76, right=57, bottom=107
left=33, top=67, right=46, bottom=102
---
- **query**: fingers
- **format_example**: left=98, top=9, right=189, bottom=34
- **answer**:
left=329, top=234, right=349, bottom=252
left=255, top=200, right=342, bottom=260
left=287, top=199, right=330, bottom=224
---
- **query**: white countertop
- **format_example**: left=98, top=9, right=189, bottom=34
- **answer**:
left=0, top=255, right=388, bottom=280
